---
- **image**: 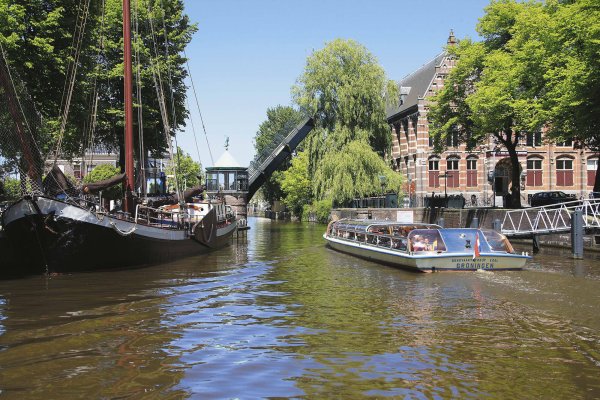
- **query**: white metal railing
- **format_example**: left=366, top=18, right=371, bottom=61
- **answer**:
left=501, top=199, right=600, bottom=237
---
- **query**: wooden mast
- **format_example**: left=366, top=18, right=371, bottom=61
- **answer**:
left=123, top=0, right=134, bottom=213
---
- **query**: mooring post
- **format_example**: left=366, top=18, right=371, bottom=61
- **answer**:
left=571, top=210, right=584, bottom=259
left=438, top=217, right=444, bottom=228
left=470, top=217, right=479, bottom=228
left=532, top=234, right=540, bottom=254
left=493, top=219, right=502, bottom=232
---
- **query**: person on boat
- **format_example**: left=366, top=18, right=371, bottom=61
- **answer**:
left=412, top=235, right=427, bottom=251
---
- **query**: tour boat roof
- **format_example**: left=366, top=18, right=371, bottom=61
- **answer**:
left=333, top=219, right=440, bottom=232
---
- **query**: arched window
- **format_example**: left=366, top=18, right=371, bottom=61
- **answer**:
left=526, top=157, right=543, bottom=187
left=588, top=157, right=598, bottom=186
left=446, top=156, right=460, bottom=188
left=428, top=156, right=440, bottom=188
left=466, top=156, right=478, bottom=187
left=556, top=156, right=574, bottom=187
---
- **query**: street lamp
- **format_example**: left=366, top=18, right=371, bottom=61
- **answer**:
left=378, top=175, right=387, bottom=195
left=439, top=171, right=450, bottom=198
left=378, top=175, right=387, bottom=208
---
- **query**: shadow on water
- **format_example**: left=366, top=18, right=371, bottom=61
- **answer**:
left=0, top=217, right=598, bottom=398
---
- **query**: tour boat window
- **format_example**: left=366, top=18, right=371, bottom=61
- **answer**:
left=407, top=229, right=446, bottom=252
left=481, top=230, right=514, bottom=253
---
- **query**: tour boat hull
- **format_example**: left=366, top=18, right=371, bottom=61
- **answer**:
left=324, top=221, right=530, bottom=272
left=326, top=236, right=527, bottom=272
left=1, top=197, right=237, bottom=277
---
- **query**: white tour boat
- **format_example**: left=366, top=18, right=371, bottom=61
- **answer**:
left=324, top=219, right=530, bottom=272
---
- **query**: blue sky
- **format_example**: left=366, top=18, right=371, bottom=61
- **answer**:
left=179, top=0, right=491, bottom=167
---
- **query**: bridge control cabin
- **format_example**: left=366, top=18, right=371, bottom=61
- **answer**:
left=205, top=149, right=248, bottom=218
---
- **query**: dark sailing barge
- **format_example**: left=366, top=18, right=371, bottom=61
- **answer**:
left=0, top=0, right=237, bottom=276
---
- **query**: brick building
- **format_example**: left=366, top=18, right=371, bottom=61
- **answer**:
left=386, top=31, right=599, bottom=207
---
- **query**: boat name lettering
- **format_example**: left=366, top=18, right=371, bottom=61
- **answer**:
left=451, top=258, right=498, bottom=269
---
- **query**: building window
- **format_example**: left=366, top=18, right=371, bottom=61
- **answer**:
left=526, top=131, right=542, bottom=147
left=556, top=139, right=573, bottom=147
left=556, top=157, right=574, bottom=186
left=428, top=158, right=440, bottom=188
left=526, top=157, right=543, bottom=187
left=446, top=130, right=459, bottom=147
left=447, top=157, right=460, bottom=188
left=588, top=158, right=598, bottom=186
left=466, top=157, right=477, bottom=187
left=73, top=163, right=81, bottom=179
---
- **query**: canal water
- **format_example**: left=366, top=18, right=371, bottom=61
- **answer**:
left=0, top=217, right=599, bottom=399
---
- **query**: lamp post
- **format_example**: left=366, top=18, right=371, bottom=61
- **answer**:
left=439, top=171, right=449, bottom=198
left=378, top=175, right=387, bottom=208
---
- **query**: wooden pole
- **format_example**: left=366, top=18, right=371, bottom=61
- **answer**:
left=122, top=0, right=134, bottom=213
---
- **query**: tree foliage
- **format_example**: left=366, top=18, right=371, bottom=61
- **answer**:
left=541, top=0, right=600, bottom=192
left=83, top=163, right=122, bottom=199
left=429, top=1, right=553, bottom=208
left=312, top=138, right=403, bottom=205
left=0, top=0, right=195, bottom=166
left=166, top=147, right=201, bottom=191
left=292, top=39, right=401, bottom=207
left=280, top=150, right=311, bottom=216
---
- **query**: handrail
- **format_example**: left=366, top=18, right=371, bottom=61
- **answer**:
left=501, top=198, right=600, bottom=236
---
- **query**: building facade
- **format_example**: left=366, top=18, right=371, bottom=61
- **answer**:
left=386, top=32, right=599, bottom=207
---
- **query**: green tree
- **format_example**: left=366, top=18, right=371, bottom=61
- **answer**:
left=542, top=0, right=600, bottom=193
left=280, top=150, right=311, bottom=216
left=429, top=0, right=550, bottom=208
left=88, top=0, right=196, bottom=166
left=83, top=163, right=122, bottom=200
left=166, top=147, right=201, bottom=192
left=0, top=0, right=195, bottom=167
left=1, top=177, right=21, bottom=201
left=292, top=39, right=401, bottom=205
left=253, top=105, right=304, bottom=203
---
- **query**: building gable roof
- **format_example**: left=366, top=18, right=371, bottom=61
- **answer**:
left=386, top=52, right=446, bottom=122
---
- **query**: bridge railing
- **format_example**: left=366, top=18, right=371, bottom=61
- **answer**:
left=501, top=199, right=600, bottom=237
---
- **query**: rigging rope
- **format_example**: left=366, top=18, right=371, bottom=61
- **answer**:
left=83, top=0, right=108, bottom=176
left=54, top=0, right=92, bottom=162
left=184, top=50, right=215, bottom=166
left=133, top=0, right=146, bottom=196
left=145, top=0, right=182, bottom=201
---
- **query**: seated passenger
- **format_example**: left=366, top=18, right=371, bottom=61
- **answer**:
left=412, top=235, right=427, bottom=251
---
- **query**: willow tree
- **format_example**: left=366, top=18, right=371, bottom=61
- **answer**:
left=292, top=39, right=399, bottom=204
left=429, top=1, right=551, bottom=208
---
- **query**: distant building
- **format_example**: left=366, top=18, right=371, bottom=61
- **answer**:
left=50, top=146, right=118, bottom=180
left=386, top=31, right=599, bottom=207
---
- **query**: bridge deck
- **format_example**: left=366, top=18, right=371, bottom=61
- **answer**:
left=501, top=199, right=600, bottom=237
left=247, top=117, right=314, bottom=201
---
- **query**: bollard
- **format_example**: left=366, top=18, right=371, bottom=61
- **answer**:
left=571, top=210, right=584, bottom=259
left=493, top=219, right=502, bottom=232
left=532, top=234, right=540, bottom=254
left=438, top=218, right=444, bottom=228
left=470, top=217, right=479, bottom=228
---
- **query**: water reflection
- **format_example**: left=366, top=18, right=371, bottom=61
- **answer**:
left=0, top=218, right=598, bottom=398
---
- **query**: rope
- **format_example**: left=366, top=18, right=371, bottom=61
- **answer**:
left=54, top=0, right=92, bottom=161
left=110, top=221, right=137, bottom=236
left=133, top=0, right=146, bottom=195
left=185, top=94, right=203, bottom=167
left=184, top=50, right=214, bottom=166
left=145, top=0, right=182, bottom=201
